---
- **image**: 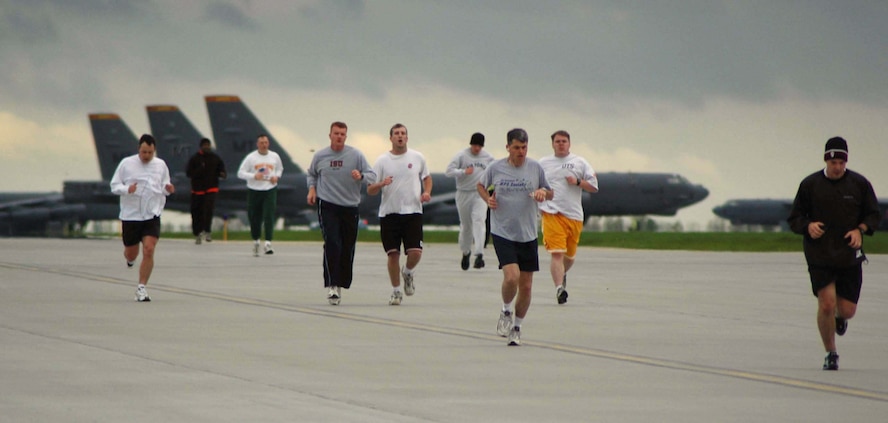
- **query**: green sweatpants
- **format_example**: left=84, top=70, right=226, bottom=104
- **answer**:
left=247, top=188, right=278, bottom=241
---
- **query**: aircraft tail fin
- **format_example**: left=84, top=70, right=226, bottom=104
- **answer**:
left=204, top=95, right=303, bottom=173
left=146, top=105, right=202, bottom=179
left=88, top=113, right=138, bottom=180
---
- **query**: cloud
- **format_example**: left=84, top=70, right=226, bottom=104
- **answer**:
left=203, top=2, right=258, bottom=30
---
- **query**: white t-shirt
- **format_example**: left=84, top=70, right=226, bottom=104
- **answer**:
left=373, top=149, right=430, bottom=217
left=538, top=153, right=598, bottom=221
left=237, top=150, right=283, bottom=191
left=109, top=155, right=172, bottom=221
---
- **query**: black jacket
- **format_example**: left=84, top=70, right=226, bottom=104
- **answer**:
left=788, top=169, right=880, bottom=267
left=186, top=151, right=227, bottom=193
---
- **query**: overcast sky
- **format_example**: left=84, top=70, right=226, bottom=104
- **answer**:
left=2, top=0, right=886, bottom=229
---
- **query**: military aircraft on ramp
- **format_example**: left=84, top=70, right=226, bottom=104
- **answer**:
left=202, top=95, right=709, bottom=223
left=713, top=198, right=888, bottom=230
left=0, top=113, right=136, bottom=236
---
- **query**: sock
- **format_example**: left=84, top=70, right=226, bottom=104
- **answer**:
left=502, top=302, right=512, bottom=313
left=393, top=287, right=401, bottom=294
left=404, top=266, right=414, bottom=275
left=254, top=239, right=260, bottom=245
left=514, top=317, right=523, bottom=328
left=138, top=284, right=145, bottom=289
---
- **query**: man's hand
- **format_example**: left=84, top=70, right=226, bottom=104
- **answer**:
left=128, top=182, right=138, bottom=194
left=808, top=222, right=826, bottom=239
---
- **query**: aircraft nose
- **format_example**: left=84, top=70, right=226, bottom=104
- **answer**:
left=694, top=185, right=709, bottom=201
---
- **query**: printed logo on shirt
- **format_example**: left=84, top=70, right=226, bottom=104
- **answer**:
left=496, top=178, right=532, bottom=194
left=330, top=160, right=344, bottom=169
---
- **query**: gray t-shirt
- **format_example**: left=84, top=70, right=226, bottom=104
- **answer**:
left=480, top=157, right=551, bottom=242
left=307, top=145, right=376, bottom=207
left=445, top=148, right=495, bottom=192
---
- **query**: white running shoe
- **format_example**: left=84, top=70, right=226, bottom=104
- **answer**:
left=135, top=285, right=150, bottom=302
left=195, top=234, right=202, bottom=245
left=328, top=287, right=341, bottom=305
left=389, top=291, right=403, bottom=306
left=205, top=233, right=212, bottom=242
left=252, top=241, right=260, bottom=257
left=264, top=241, right=274, bottom=255
left=507, top=326, right=521, bottom=346
left=401, top=266, right=415, bottom=296
left=496, top=310, right=513, bottom=337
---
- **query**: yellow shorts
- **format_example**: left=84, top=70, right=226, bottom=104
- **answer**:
left=541, top=212, right=583, bottom=257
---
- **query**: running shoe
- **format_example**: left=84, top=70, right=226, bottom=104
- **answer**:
left=135, top=285, right=151, bottom=302
left=401, top=266, right=415, bottom=296
left=835, top=316, right=848, bottom=336
left=264, top=241, right=274, bottom=255
left=126, top=260, right=135, bottom=268
left=389, top=291, right=403, bottom=306
left=473, top=254, right=485, bottom=269
left=461, top=253, right=470, bottom=270
left=556, top=286, right=569, bottom=305
left=205, top=233, right=212, bottom=242
left=328, top=286, right=341, bottom=305
left=252, top=241, right=260, bottom=257
left=496, top=310, right=513, bottom=337
left=195, top=234, right=202, bottom=245
left=507, top=326, right=521, bottom=346
left=823, top=352, right=839, bottom=370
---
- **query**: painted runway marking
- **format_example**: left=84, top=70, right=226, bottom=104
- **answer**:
left=6, top=262, right=888, bottom=403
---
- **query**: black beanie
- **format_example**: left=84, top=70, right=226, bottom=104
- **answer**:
left=470, top=132, right=485, bottom=146
left=824, top=137, right=848, bottom=161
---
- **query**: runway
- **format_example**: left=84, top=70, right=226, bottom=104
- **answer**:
left=1, top=237, right=887, bottom=422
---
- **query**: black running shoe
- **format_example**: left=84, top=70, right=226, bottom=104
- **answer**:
left=835, top=316, right=848, bottom=336
left=473, top=254, right=485, bottom=269
left=556, top=286, right=568, bottom=304
left=822, top=352, right=839, bottom=371
left=461, top=253, right=470, bottom=270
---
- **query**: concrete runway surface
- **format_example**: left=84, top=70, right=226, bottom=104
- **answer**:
left=1, top=237, right=887, bottom=422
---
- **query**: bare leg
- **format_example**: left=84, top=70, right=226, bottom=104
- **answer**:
left=816, top=283, right=837, bottom=352
left=139, top=236, right=158, bottom=285
left=514, top=271, right=534, bottom=319
left=550, top=252, right=565, bottom=288
left=124, top=245, right=139, bottom=263
left=387, top=251, right=401, bottom=288
left=501, top=263, right=520, bottom=307
left=405, top=249, right=422, bottom=271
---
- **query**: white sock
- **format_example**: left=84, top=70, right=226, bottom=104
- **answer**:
left=502, top=303, right=512, bottom=313
left=514, top=317, right=523, bottom=328
left=138, top=284, right=145, bottom=289
left=393, top=287, right=401, bottom=294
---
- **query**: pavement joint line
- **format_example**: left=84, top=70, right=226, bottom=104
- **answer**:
left=6, top=261, right=888, bottom=403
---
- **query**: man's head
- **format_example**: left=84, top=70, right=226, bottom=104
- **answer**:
left=389, top=123, right=408, bottom=152
left=824, top=136, right=848, bottom=180
left=138, top=134, right=156, bottom=163
left=469, top=132, right=485, bottom=154
left=330, top=121, right=348, bottom=151
left=550, top=130, right=571, bottom=157
left=199, top=138, right=212, bottom=153
left=256, top=134, right=270, bottom=155
left=505, top=128, right=529, bottom=166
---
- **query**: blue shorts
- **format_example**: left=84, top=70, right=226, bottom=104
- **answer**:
left=492, top=234, right=539, bottom=272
